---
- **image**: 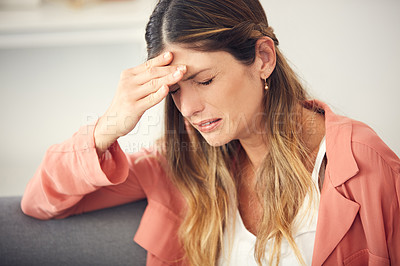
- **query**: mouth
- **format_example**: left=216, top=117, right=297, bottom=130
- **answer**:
left=194, top=118, right=222, bottom=133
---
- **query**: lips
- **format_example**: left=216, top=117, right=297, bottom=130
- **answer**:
left=193, top=118, right=222, bottom=133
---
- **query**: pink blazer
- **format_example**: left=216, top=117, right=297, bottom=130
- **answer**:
left=21, top=100, right=400, bottom=265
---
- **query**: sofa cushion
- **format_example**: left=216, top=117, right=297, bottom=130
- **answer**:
left=0, top=197, right=147, bottom=266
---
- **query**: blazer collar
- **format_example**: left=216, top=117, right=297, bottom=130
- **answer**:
left=305, top=100, right=361, bottom=265
left=304, top=99, right=359, bottom=186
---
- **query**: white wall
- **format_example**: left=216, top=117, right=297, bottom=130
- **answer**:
left=261, top=0, right=400, bottom=154
left=0, top=0, right=399, bottom=196
left=0, top=43, right=166, bottom=196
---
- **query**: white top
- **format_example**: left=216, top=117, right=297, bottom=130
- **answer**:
left=218, top=136, right=326, bottom=266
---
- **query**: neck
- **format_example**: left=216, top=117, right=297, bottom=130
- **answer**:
left=301, top=105, right=326, bottom=157
left=238, top=104, right=326, bottom=175
left=239, top=135, right=269, bottom=172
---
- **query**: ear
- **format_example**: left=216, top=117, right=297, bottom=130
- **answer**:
left=254, top=37, right=276, bottom=80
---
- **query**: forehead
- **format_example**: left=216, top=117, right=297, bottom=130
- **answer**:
left=163, top=44, right=235, bottom=69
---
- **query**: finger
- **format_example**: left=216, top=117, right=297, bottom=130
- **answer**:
left=136, top=67, right=186, bottom=99
left=137, top=84, right=169, bottom=111
left=130, top=52, right=173, bottom=75
left=135, top=65, right=186, bottom=85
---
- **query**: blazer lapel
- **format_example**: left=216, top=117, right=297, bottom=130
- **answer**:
left=311, top=172, right=360, bottom=266
left=309, top=100, right=361, bottom=265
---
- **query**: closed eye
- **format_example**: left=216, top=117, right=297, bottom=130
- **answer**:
left=197, top=78, right=214, bottom=86
left=170, top=77, right=214, bottom=95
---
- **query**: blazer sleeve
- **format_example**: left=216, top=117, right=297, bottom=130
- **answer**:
left=349, top=139, right=400, bottom=264
left=392, top=165, right=400, bottom=264
left=21, top=122, right=166, bottom=220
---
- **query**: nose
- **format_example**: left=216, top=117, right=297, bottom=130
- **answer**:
left=175, top=86, right=204, bottom=118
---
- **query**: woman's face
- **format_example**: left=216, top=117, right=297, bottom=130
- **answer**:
left=166, top=44, right=266, bottom=146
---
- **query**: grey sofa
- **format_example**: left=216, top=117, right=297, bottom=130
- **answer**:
left=0, top=197, right=148, bottom=266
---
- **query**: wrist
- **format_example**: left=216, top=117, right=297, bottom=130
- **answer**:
left=94, top=117, right=119, bottom=157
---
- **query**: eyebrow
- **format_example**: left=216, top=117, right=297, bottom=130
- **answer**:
left=182, top=68, right=212, bottom=81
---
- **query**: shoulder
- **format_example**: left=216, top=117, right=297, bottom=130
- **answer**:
left=349, top=120, right=400, bottom=175
left=333, top=120, right=400, bottom=227
left=334, top=119, right=400, bottom=201
left=313, top=99, right=399, bottom=193
left=315, top=99, right=398, bottom=172
left=325, top=113, right=399, bottom=188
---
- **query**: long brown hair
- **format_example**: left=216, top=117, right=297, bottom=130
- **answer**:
left=145, top=0, right=317, bottom=265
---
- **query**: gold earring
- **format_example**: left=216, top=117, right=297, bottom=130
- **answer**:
left=264, top=79, right=269, bottom=90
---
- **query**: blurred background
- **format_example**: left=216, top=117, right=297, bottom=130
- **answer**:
left=0, top=0, right=399, bottom=196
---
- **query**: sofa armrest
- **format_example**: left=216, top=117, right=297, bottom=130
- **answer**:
left=0, top=196, right=147, bottom=266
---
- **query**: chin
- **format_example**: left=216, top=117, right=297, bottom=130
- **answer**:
left=200, top=134, right=232, bottom=147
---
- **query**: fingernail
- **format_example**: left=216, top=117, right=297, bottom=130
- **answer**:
left=173, top=70, right=181, bottom=78
left=164, top=52, right=171, bottom=59
left=177, top=65, right=186, bottom=72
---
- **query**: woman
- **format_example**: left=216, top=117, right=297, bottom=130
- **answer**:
left=21, top=0, right=400, bottom=265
